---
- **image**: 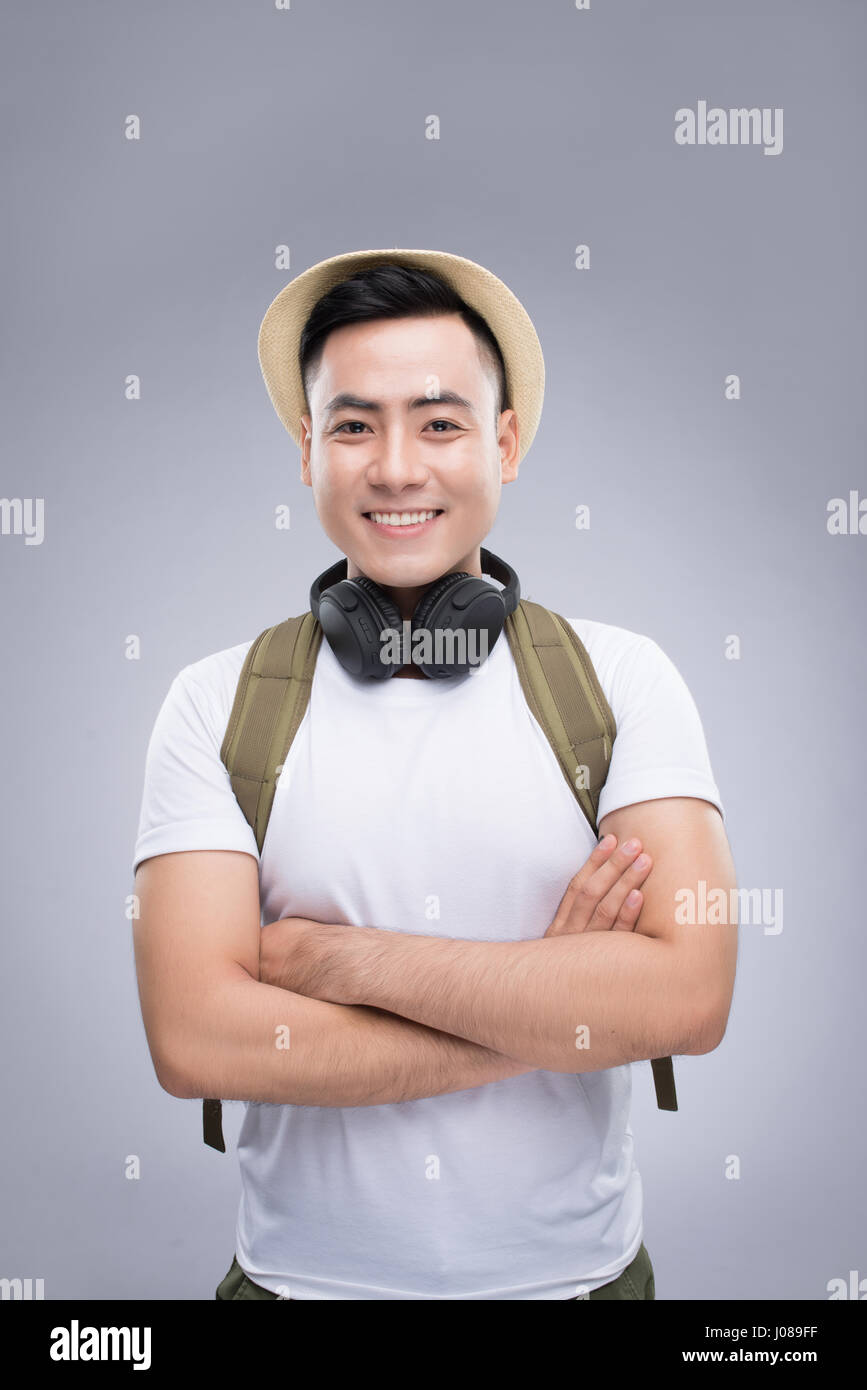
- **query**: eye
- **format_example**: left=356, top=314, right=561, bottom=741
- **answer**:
left=331, top=419, right=461, bottom=435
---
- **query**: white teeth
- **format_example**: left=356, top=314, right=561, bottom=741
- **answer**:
left=368, top=509, right=439, bottom=526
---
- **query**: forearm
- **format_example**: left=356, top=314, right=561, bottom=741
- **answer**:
left=339, top=929, right=707, bottom=1073
left=167, top=972, right=534, bottom=1106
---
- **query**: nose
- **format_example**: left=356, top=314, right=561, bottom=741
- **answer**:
left=364, top=425, right=431, bottom=495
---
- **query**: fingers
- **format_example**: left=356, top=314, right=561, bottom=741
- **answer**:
left=611, top=886, right=644, bottom=932
left=569, top=837, right=649, bottom=923
left=585, top=850, right=653, bottom=932
left=548, top=834, right=620, bottom=932
left=546, top=835, right=652, bottom=936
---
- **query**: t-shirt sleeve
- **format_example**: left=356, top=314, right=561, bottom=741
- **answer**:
left=593, top=634, right=726, bottom=826
left=132, top=666, right=260, bottom=876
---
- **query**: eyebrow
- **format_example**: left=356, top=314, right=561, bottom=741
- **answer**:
left=322, top=390, right=478, bottom=419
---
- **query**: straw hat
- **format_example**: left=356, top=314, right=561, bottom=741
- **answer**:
left=257, top=248, right=545, bottom=465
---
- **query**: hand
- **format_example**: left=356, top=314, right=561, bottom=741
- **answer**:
left=544, top=835, right=652, bottom=938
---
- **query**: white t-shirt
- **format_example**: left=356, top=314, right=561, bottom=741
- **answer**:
left=133, top=606, right=725, bottom=1300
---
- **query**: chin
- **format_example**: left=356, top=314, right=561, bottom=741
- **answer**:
left=363, top=556, right=450, bottom=589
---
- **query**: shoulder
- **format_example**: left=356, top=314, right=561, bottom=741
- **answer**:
left=560, top=615, right=654, bottom=666
left=557, top=615, right=662, bottom=703
left=176, top=639, right=256, bottom=696
left=170, top=638, right=257, bottom=725
left=555, top=615, right=725, bottom=822
left=141, top=638, right=259, bottom=763
left=133, top=638, right=262, bottom=875
left=558, top=613, right=703, bottom=723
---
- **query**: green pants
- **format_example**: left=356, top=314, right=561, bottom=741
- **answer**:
left=215, top=1241, right=655, bottom=1300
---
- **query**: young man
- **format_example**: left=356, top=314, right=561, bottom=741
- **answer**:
left=132, top=249, right=737, bottom=1301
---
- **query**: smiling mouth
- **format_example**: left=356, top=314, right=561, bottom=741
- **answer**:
left=362, top=509, right=445, bottom=529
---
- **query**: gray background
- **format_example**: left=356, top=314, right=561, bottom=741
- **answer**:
left=1, top=0, right=864, bottom=1300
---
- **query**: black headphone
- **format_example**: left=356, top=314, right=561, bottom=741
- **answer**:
left=310, top=547, right=521, bottom=680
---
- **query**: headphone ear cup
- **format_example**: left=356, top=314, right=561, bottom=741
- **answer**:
left=412, top=573, right=506, bottom=679
left=410, top=571, right=470, bottom=636
left=318, top=575, right=404, bottom=679
left=350, top=575, right=403, bottom=636
left=350, top=575, right=405, bottom=661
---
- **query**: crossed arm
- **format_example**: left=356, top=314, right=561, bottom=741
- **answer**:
left=259, top=797, right=738, bottom=1080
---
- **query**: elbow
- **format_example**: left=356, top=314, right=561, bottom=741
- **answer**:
left=158, top=1066, right=194, bottom=1099
left=683, top=998, right=731, bottom=1056
left=151, top=1038, right=195, bottom=1099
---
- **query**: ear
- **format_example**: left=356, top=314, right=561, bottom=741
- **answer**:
left=498, top=408, right=520, bottom=483
left=300, top=415, right=313, bottom=486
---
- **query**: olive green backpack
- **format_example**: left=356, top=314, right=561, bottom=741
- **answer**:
left=203, top=598, right=677, bottom=1152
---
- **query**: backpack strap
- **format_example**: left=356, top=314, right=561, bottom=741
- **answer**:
left=504, top=600, right=615, bottom=832
left=504, top=600, right=677, bottom=1112
left=202, top=613, right=323, bottom=1152
left=221, top=613, right=324, bottom=855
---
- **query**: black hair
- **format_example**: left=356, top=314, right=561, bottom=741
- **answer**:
left=298, top=262, right=508, bottom=427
